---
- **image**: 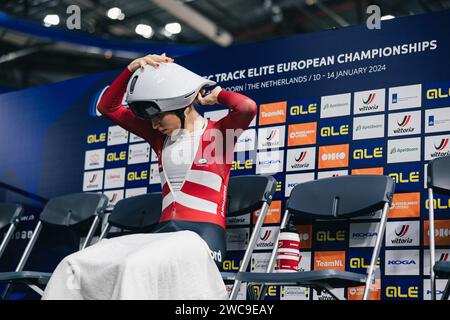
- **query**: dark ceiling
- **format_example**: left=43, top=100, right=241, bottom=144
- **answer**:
left=0, top=0, right=449, bottom=90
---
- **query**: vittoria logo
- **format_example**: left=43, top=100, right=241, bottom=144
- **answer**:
left=397, top=115, right=411, bottom=127
left=435, top=138, right=449, bottom=151
left=89, top=174, right=97, bottom=183
left=395, top=225, right=410, bottom=237
left=292, top=152, right=309, bottom=169
left=363, top=93, right=376, bottom=105
left=260, top=230, right=272, bottom=241
left=390, top=224, right=413, bottom=245
left=431, top=138, right=450, bottom=158
left=393, top=115, right=416, bottom=134
left=439, top=253, right=449, bottom=261
left=386, top=221, right=419, bottom=247
left=266, top=130, right=277, bottom=141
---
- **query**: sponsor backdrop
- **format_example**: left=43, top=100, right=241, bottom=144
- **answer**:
left=1, top=10, right=450, bottom=300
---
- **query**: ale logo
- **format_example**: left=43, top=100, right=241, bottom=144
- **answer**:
left=385, top=286, right=419, bottom=298
left=435, top=138, right=449, bottom=151
left=397, top=115, right=412, bottom=127
left=363, top=93, right=376, bottom=105
left=290, top=103, right=317, bottom=116
left=260, top=230, right=272, bottom=241
left=427, top=88, right=450, bottom=99
left=395, top=225, right=410, bottom=237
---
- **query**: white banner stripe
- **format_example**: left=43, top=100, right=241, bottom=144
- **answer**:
left=176, top=191, right=218, bottom=214
left=187, top=170, right=222, bottom=192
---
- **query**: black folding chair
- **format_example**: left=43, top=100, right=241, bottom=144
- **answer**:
left=235, top=175, right=395, bottom=300
left=98, top=192, right=162, bottom=240
left=427, top=155, right=450, bottom=300
left=223, top=175, right=277, bottom=300
left=0, top=203, right=24, bottom=261
left=0, top=192, right=108, bottom=299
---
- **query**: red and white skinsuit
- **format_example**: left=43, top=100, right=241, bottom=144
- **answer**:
left=97, top=67, right=257, bottom=266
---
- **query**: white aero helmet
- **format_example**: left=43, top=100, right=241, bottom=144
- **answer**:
left=126, top=62, right=216, bottom=120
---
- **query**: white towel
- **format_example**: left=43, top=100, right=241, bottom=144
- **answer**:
left=41, top=230, right=228, bottom=300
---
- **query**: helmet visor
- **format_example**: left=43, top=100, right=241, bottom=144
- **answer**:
left=129, top=101, right=161, bottom=120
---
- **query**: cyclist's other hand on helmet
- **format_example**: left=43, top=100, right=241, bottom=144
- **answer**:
left=196, top=86, right=222, bottom=106
left=127, top=54, right=174, bottom=72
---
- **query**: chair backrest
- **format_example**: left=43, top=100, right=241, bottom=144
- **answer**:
left=226, top=175, right=277, bottom=218
left=107, top=193, right=162, bottom=231
left=287, top=175, right=395, bottom=220
left=0, top=203, right=24, bottom=231
left=39, top=193, right=108, bottom=226
left=427, top=155, right=450, bottom=196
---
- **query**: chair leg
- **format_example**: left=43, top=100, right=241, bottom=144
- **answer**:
left=442, top=278, right=450, bottom=300
left=2, top=282, right=14, bottom=300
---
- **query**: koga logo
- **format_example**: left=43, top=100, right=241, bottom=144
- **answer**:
left=290, top=152, right=309, bottom=169
left=127, top=171, right=148, bottom=181
left=320, top=125, right=349, bottom=137
left=258, top=160, right=281, bottom=165
left=89, top=174, right=97, bottom=183
left=350, top=257, right=380, bottom=269
left=393, top=115, right=415, bottom=134
left=427, top=88, right=450, bottom=100
left=87, top=133, right=106, bottom=144
left=387, top=259, right=416, bottom=265
left=232, top=160, right=253, bottom=171
left=359, top=93, right=380, bottom=112
left=353, top=147, right=383, bottom=160
left=389, top=146, right=419, bottom=155
left=430, top=138, right=450, bottom=158
left=316, top=230, right=345, bottom=242
left=352, top=232, right=378, bottom=239
left=391, top=225, right=413, bottom=244
left=290, top=103, right=317, bottom=116
left=388, top=172, right=419, bottom=184
left=386, top=286, right=419, bottom=298
left=107, top=151, right=126, bottom=162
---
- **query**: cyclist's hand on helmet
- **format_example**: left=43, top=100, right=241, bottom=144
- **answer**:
left=196, top=86, right=222, bottom=106
left=127, top=54, right=174, bottom=72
